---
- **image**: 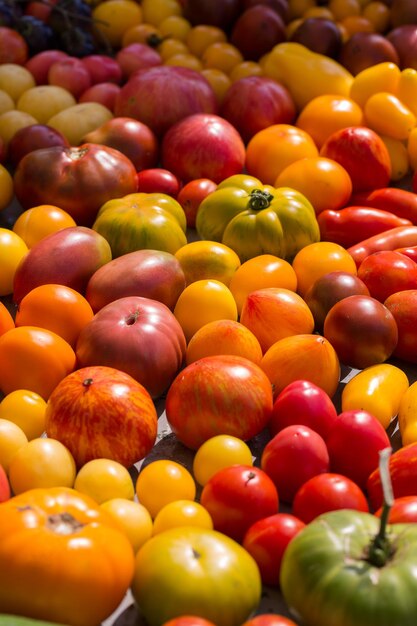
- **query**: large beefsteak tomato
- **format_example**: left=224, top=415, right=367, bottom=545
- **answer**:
left=0, top=487, right=135, bottom=626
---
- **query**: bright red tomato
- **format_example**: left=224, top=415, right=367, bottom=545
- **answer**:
left=177, top=178, right=217, bottom=229
left=200, top=464, right=279, bottom=543
left=242, top=513, right=305, bottom=587
left=374, top=495, right=417, bottom=523
left=357, top=250, right=417, bottom=302
left=292, top=473, right=369, bottom=524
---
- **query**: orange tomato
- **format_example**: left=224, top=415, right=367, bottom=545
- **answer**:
left=361, top=1, right=390, bottom=33
left=328, top=0, right=361, bottom=20
left=229, top=254, right=298, bottom=315
left=174, top=240, right=241, bottom=287
left=135, top=459, right=196, bottom=518
left=185, top=319, right=263, bottom=365
left=287, top=0, right=317, bottom=20
left=274, top=156, right=353, bottom=215
left=0, top=326, right=76, bottom=399
left=245, top=124, right=319, bottom=185
left=292, top=241, right=358, bottom=297
left=240, top=287, right=315, bottom=353
left=121, top=22, right=161, bottom=47
left=261, top=333, right=341, bottom=398
left=0, top=301, right=14, bottom=337
left=0, top=389, right=47, bottom=440
left=15, top=283, right=95, bottom=347
left=339, top=14, right=374, bottom=36
left=173, top=279, right=238, bottom=342
left=186, top=25, right=227, bottom=58
left=201, top=42, right=244, bottom=74
left=12, top=204, right=77, bottom=248
left=296, top=94, right=364, bottom=149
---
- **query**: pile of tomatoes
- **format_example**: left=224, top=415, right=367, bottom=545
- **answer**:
left=1, top=0, right=417, bottom=625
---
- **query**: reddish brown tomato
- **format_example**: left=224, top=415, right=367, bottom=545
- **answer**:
left=323, top=295, right=398, bottom=369
left=200, top=464, right=279, bottom=543
left=357, top=250, right=417, bottom=302
left=384, top=289, right=417, bottom=363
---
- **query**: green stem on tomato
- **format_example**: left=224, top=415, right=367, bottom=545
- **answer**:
left=367, top=447, right=394, bottom=567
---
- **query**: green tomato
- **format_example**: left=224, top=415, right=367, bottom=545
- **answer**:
left=280, top=508, right=417, bottom=626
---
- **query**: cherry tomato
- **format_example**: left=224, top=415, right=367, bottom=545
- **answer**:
left=135, top=460, right=196, bottom=518
left=192, top=434, right=253, bottom=486
left=74, top=458, right=135, bottom=504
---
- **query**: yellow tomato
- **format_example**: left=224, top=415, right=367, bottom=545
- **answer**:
left=229, top=254, right=298, bottom=314
left=0, top=110, right=38, bottom=149
left=174, top=279, right=238, bottom=342
left=17, top=85, right=76, bottom=125
left=164, top=52, right=203, bottom=71
left=200, top=68, right=231, bottom=105
left=0, top=164, right=13, bottom=212
left=152, top=500, right=213, bottom=535
left=202, top=42, right=244, bottom=74
left=292, top=241, right=357, bottom=297
left=192, top=435, right=253, bottom=486
left=158, top=15, right=191, bottom=41
left=0, top=64, right=35, bottom=101
left=140, top=0, right=182, bottom=25
left=92, top=0, right=143, bottom=48
left=0, top=89, right=14, bottom=115
left=397, top=68, right=417, bottom=117
left=229, top=61, right=263, bottom=82
left=380, top=134, right=410, bottom=182
left=12, top=204, right=77, bottom=248
left=407, top=126, right=417, bottom=170
left=0, top=389, right=47, bottom=440
left=0, top=418, right=28, bottom=473
left=47, top=102, right=113, bottom=146
left=121, top=22, right=161, bottom=47
left=0, top=228, right=28, bottom=296
left=362, top=1, right=390, bottom=32
left=364, top=92, right=416, bottom=141
left=74, top=458, right=135, bottom=504
left=101, top=498, right=153, bottom=552
left=349, top=61, right=401, bottom=108
left=175, top=240, right=241, bottom=287
left=136, top=460, right=196, bottom=518
left=8, top=437, right=76, bottom=494
left=157, top=37, right=189, bottom=61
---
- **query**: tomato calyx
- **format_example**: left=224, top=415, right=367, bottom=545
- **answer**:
left=247, top=189, right=273, bottom=211
left=47, top=511, right=85, bottom=535
left=365, top=448, right=394, bottom=568
left=82, top=377, right=94, bottom=388
left=126, top=311, right=140, bottom=325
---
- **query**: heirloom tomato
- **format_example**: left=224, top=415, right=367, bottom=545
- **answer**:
left=131, top=527, right=262, bottom=626
left=280, top=506, right=417, bottom=626
left=357, top=250, right=417, bottom=302
left=93, top=192, right=187, bottom=257
left=12, top=204, right=77, bottom=249
left=136, top=460, right=196, bottom=520
left=192, top=434, right=253, bottom=486
left=13, top=144, right=138, bottom=226
left=196, top=174, right=320, bottom=263
left=0, top=487, right=135, bottom=626
left=152, top=500, right=213, bottom=535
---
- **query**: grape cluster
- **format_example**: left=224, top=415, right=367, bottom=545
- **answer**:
left=0, top=0, right=108, bottom=56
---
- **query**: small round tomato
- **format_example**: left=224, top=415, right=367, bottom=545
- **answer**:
left=0, top=389, right=47, bottom=440
left=74, top=458, right=135, bottom=504
left=12, top=204, right=77, bottom=248
left=0, top=164, right=14, bottom=211
left=242, top=513, right=306, bottom=587
left=0, top=418, right=28, bottom=473
left=374, top=495, right=417, bottom=523
left=92, top=0, right=143, bottom=48
left=152, top=499, right=213, bottom=535
left=292, top=473, right=369, bottom=523
left=137, top=168, right=182, bottom=197
left=173, top=279, right=238, bottom=342
left=192, top=434, right=253, bottom=486
left=136, top=460, right=197, bottom=519
left=177, top=178, right=217, bottom=229
left=200, top=464, right=279, bottom=543
left=100, top=498, right=153, bottom=553
left=186, top=25, right=227, bottom=58
left=241, top=614, right=298, bottom=626
left=174, top=240, right=241, bottom=287
left=8, top=436, right=76, bottom=494
left=201, top=42, right=244, bottom=74
left=384, top=289, right=417, bottom=363
left=0, top=228, right=28, bottom=296
left=162, top=617, right=217, bottom=626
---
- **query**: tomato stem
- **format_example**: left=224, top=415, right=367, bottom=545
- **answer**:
left=247, top=189, right=273, bottom=211
left=367, top=447, right=394, bottom=567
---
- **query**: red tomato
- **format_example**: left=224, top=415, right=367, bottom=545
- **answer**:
left=0, top=27, right=28, bottom=64
left=137, top=168, right=182, bottom=198
left=384, top=289, right=417, bottom=363
left=241, top=615, right=298, bottom=626
left=177, top=178, right=217, bottom=229
left=165, top=355, right=273, bottom=450
left=326, top=409, right=391, bottom=491
left=292, top=473, right=369, bottom=524
left=162, top=618, right=217, bottom=626
left=374, top=495, right=417, bottom=523
left=260, top=425, right=330, bottom=503
left=200, top=464, right=279, bottom=543
left=242, top=513, right=305, bottom=587
left=269, top=379, right=338, bottom=441
left=323, top=294, right=398, bottom=369
left=13, top=143, right=138, bottom=226
left=367, top=442, right=417, bottom=511
left=357, top=250, right=417, bottom=302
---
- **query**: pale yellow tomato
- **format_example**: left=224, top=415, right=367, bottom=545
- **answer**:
left=74, top=458, right=135, bottom=504
left=152, top=499, right=213, bottom=535
left=136, top=460, right=196, bottom=518
left=0, top=389, right=47, bottom=440
left=17, top=85, right=76, bottom=125
left=101, top=498, right=153, bottom=552
left=192, top=435, right=253, bottom=486
left=8, top=437, right=76, bottom=494
left=0, top=418, right=28, bottom=473
left=0, top=64, right=35, bottom=101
